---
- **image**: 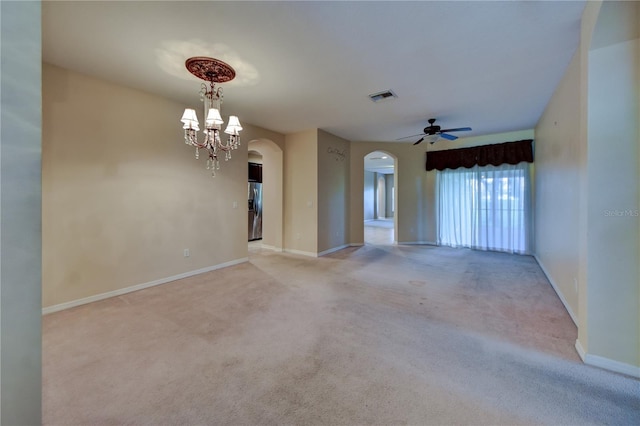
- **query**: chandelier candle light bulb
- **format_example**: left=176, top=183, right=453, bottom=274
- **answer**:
left=180, top=57, right=242, bottom=176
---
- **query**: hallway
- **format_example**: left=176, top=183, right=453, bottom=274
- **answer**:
left=364, top=218, right=394, bottom=245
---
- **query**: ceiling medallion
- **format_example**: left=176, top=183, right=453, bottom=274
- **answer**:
left=180, top=57, right=242, bottom=176
left=185, top=57, right=236, bottom=83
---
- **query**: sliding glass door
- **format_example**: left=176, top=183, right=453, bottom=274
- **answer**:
left=438, top=162, right=532, bottom=254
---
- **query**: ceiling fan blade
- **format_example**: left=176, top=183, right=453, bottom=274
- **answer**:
left=396, top=133, right=425, bottom=141
left=413, top=137, right=425, bottom=145
left=439, top=127, right=472, bottom=133
left=439, top=133, right=458, bottom=141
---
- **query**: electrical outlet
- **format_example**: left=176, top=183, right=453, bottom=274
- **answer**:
left=184, top=249, right=190, bottom=257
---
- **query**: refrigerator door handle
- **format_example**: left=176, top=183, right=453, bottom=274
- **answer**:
left=252, top=188, right=257, bottom=211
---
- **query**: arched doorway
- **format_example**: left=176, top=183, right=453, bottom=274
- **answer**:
left=363, top=151, right=397, bottom=245
left=247, top=139, right=284, bottom=252
left=248, top=150, right=263, bottom=246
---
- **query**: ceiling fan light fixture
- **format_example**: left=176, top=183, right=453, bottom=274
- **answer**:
left=401, top=118, right=472, bottom=145
left=426, top=134, right=440, bottom=144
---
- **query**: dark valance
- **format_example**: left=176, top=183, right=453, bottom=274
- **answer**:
left=425, top=139, right=534, bottom=171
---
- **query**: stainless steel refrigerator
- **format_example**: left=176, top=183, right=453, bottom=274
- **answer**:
left=248, top=182, right=263, bottom=241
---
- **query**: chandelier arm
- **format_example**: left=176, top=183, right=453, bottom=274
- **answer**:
left=186, top=134, right=208, bottom=150
left=217, top=140, right=232, bottom=151
left=199, top=82, right=208, bottom=101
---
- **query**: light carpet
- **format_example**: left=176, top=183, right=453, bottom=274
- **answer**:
left=43, top=245, right=640, bottom=425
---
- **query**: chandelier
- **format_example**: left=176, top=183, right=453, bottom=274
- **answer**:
left=180, top=57, right=243, bottom=176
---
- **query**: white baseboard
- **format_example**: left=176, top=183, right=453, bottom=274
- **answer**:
left=575, top=339, right=586, bottom=361
left=284, top=248, right=318, bottom=258
left=397, top=241, right=438, bottom=246
left=584, top=354, right=640, bottom=378
left=350, top=243, right=364, bottom=247
left=284, top=244, right=351, bottom=258
left=533, top=255, right=578, bottom=326
left=318, top=244, right=350, bottom=257
left=42, top=257, right=249, bottom=315
left=260, top=244, right=283, bottom=252
left=576, top=340, right=640, bottom=378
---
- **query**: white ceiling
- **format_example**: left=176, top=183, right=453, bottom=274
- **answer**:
left=42, top=1, right=586, bottom=143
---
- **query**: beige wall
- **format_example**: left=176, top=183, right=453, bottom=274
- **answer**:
left=534, top=50, right=582, bottom=321
left=282, top=128, right=350, bottom=255
left=317, top=129, right=350, bottom=253
left=42, top=63, right=281, bottom=308
left=284, top=129, right=318, bottom=254
left=535, top=0, right=640, bottom=373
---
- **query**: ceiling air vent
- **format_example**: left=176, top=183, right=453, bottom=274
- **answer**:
left=369, top=89, right=397, bottom=103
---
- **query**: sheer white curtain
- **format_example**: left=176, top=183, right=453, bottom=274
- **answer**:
left=437, top=162, right=532, bottom=254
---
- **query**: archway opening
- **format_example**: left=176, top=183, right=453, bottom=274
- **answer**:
left=247, top=139, right=284, bottom=253
left=363, top=151, right=397, bottom=245
left=248, top=150, right=263, bottom=247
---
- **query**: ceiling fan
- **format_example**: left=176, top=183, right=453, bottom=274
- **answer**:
left=397, top=118, right=472, bottom=145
